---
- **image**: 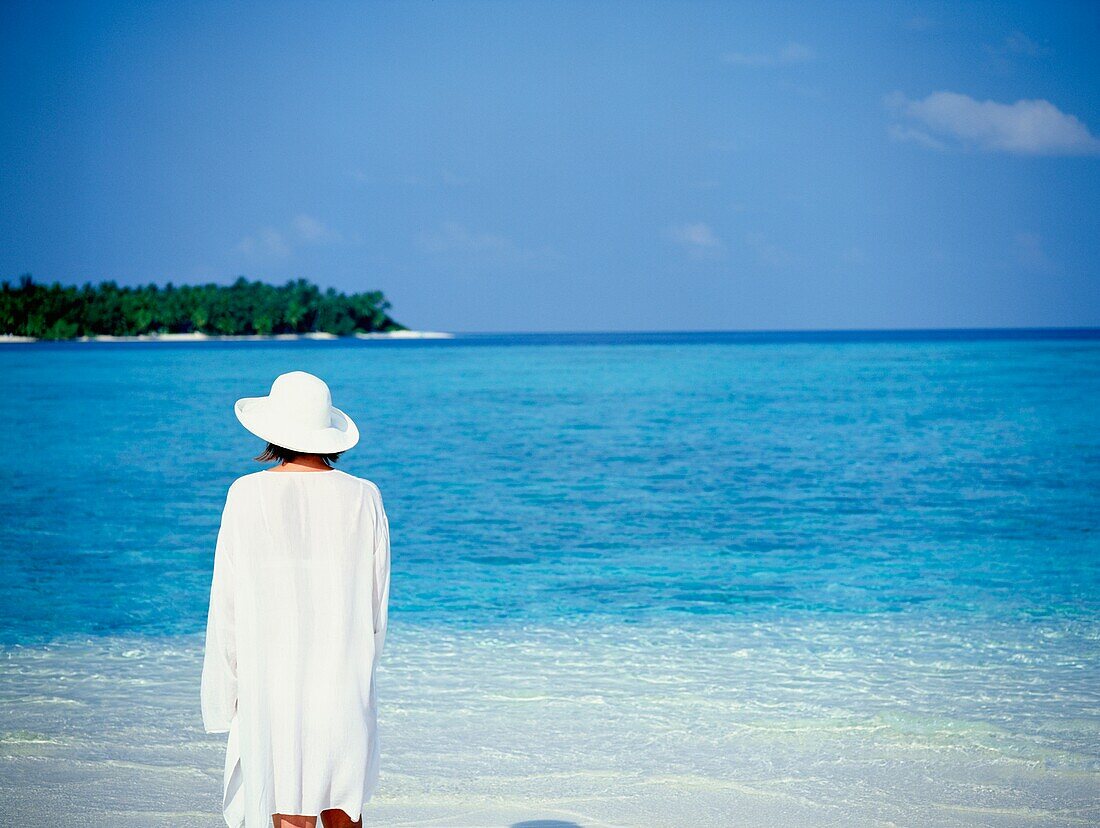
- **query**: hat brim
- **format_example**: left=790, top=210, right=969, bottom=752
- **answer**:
left=234, top=396, right=360, bottom=454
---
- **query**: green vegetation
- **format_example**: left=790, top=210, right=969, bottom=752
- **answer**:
left=0, top=275, right=403, bottom=339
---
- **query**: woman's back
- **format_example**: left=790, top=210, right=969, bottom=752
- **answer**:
left=202, top=467, right=391, bottom=828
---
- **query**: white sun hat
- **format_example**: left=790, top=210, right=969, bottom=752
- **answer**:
left=234, top=371, right=360, bottom=453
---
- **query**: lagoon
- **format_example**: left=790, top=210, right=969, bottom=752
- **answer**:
left=1, top=332, right=1098, bottom=826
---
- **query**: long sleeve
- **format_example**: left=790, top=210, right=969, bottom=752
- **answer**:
left=200, top=489, right=238, bottom=733
left=372, top=488, right=391, bottom=666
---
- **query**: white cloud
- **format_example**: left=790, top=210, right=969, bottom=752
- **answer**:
left=722, top=42, right=814, bottom=67
left=668, top=223, right=724, bottom=258
left=417, top=221, right=559, bottom=268
left=887, top=123, right=948, bottom=151
left=235, top=214, right=341, bottom=259
left=235, top=227, right=290, bottom=259
left=293, top=213, right=341, bottom=243
left=887, top=91, right=1100, bottom=155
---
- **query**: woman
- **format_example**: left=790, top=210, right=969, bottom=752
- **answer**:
left=201, top=370, right=391, bottom=828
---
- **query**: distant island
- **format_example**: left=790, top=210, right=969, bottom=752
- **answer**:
left=0, top=275, right=406, bottom=340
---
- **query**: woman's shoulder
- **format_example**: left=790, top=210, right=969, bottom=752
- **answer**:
left=219, top=470, right=265, bottom=503
left=222, top=469, right=382, bottom=502
left=226, top=469, right=268, bottom=489
left=334, top=470, right=384, bottom=501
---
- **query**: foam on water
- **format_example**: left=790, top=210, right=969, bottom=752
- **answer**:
left=2, top=614, right=1097, bottom=826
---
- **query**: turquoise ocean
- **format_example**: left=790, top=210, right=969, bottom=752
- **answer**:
left=1, top=332, right=1098, bottom=826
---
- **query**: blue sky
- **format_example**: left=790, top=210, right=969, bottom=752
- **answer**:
left=1, top=0, right=1098, bottom=332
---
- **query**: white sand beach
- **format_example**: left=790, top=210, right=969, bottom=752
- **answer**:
left=355, top=330, right=455, bottom=340
left=0, top=331, right=455, bottom=344
left=2, top=617, right=1096, bottom=827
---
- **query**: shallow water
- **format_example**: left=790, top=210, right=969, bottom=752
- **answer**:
left=1, top=333, right=1098, bottom=826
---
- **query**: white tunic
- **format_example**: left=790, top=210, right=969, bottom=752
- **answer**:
left=200, top=469, right=391, bottom=827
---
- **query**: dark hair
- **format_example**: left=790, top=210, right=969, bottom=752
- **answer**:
left=254, top=442, right=344, bottom=466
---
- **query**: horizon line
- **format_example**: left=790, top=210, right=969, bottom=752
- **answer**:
left=441, top=325, right=1100, bottom=335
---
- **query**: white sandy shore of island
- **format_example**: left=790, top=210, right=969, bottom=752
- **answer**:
left=0, top=330, right=454, bottom=343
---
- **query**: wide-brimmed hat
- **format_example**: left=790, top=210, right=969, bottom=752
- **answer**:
left=234, top=371, right=359, bottom=454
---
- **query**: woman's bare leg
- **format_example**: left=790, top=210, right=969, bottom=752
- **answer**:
left=272, top=814, right=317, bottom=828
left=321, top=809, right=362, bottom=828
left=271, top=808, right=360, bottom=827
